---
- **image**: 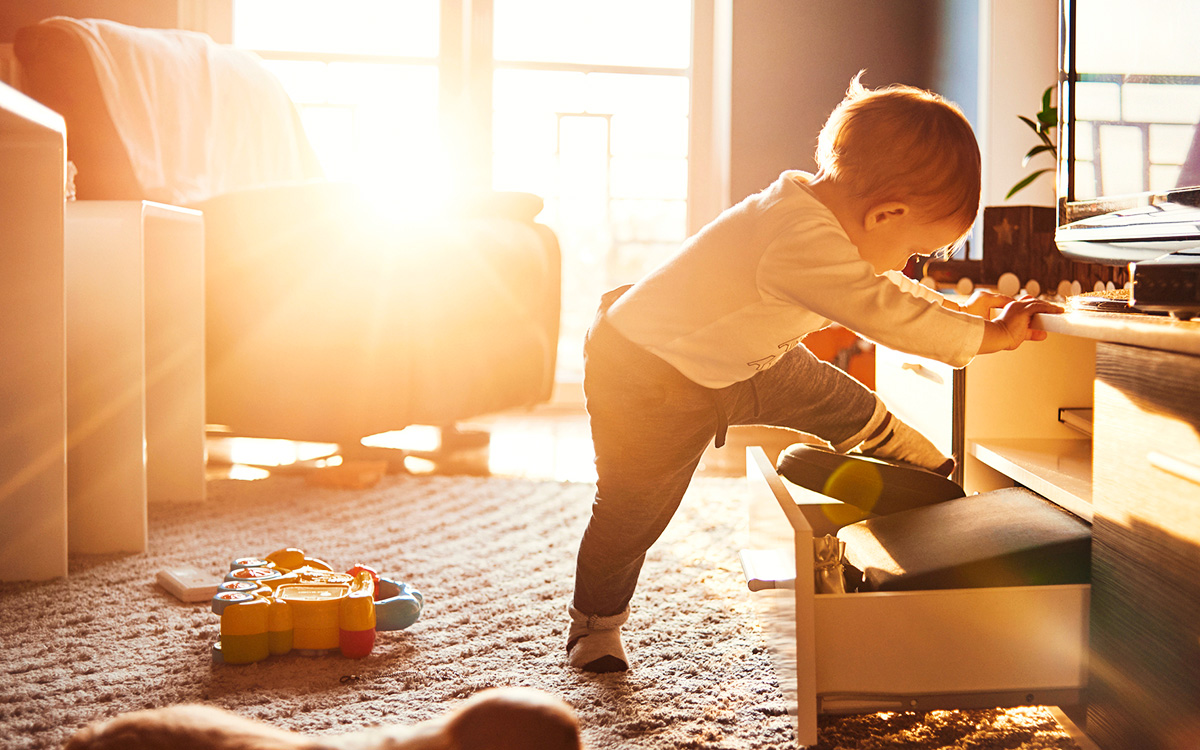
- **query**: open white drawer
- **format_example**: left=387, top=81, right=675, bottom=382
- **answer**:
left=742, top=446, right=1089, bottom=748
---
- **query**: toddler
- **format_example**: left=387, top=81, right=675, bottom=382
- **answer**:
left=567, top=74, right=1062, bottom=672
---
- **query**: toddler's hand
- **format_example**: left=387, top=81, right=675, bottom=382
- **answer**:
left=979, top=298, right=1064, bottom=353
left=962, top=289, right=1012, bottom=320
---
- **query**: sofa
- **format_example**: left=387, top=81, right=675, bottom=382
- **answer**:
left=14, top=17, right=560, bottom=448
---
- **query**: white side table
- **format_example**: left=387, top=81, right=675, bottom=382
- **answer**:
left=0, top=84, right=68, bottom=581
left=64, top=201, right=205, bottom=556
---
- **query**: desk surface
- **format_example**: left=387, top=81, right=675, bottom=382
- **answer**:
left=1034, top=309, right=1200, bottom=357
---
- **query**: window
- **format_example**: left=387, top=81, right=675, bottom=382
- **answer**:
left=491, top=0, right=692, bottom=376
left=233, top=0, right=447, bottom=205
left=230, top=0, right=696, bottom=380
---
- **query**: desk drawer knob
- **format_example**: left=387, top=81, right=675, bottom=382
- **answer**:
left=900, top=362, right=945, bottom=385
left=1148, top=451, right=1200, bottom=486
left=738, top=549, right=796, bottom=591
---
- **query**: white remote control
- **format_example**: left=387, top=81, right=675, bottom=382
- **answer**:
left=156, top=565, right=219, bottom=603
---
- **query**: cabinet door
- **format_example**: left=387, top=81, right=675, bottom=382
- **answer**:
left=875, top=333, right=1095, bottom=493
left=960, top=333, right=1096, bottom=509
left=874, top=347, right=962, bottom=483
left=1090, top=343, right=1200, bottom=750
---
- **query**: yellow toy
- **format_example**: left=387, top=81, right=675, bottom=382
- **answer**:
left=210, top=547, right=423, bottom=664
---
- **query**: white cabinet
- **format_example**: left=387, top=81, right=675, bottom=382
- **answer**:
left=0, top=83, right=67, bottom=581
left=876, top=331, right=1096, bottom=520
left=64, top=201, right=205, bottom=556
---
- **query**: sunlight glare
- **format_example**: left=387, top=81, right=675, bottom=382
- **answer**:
left=493, top=0, right=691, bottom=69
left=234, top=0, right=693, bottom=380
left=363, top=425, right=443, bottom=453
left=226, top=464, right=272, bottom=481
left=226, top=437, right=338, bottom=467
left=234, top=0, right=439, bottom=57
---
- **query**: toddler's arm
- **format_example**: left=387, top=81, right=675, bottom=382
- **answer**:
left=978, top=298, right=1064, bottom=354
left=942, top=289, right=1011, bottom=319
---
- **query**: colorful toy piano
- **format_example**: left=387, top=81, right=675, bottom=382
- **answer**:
left=210, top=547, right=423, bottom=664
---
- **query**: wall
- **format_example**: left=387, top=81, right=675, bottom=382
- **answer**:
left=929, top=0, right=980, bottom=134
left=0, top=1, right=180, bottom=42
left=727, top=0, right=938, bottom=205
left=714, top=0, right=1056, bottom=255
left=977, top=0, right=1059, bottom=209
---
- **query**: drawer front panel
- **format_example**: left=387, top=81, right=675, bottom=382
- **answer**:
left=1090, top=343, right=1200, bottom=750
left=814, top=585, right=1089, bottom=697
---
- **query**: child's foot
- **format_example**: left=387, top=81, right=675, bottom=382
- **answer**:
left=858, top=412, right=954, bottom=476
left=566, top=606, right=629, bottom=673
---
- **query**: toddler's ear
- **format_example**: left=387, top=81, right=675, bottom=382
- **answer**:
left=863, top=202, right=910, bottom=230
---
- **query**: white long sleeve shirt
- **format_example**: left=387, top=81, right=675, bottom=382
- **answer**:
left=605, top=171, right=984, bottom=389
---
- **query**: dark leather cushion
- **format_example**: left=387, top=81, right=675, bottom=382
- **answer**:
left=838, top=486, right=1092, bottom=591
left=776, top=443, right=964, bottom=516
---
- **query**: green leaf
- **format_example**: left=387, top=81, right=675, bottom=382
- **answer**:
left=1006, top=168, right=1054, bottom=200
left=1010, top=85, right=1059, bottom=198
left=1019, top=115, right=1056, bottom=150
left=1023, top=143, right=1056, bottom=165
left=1038, top=85, right=1057, bottom=126
left=1018, top=114, right=1041, bottom=133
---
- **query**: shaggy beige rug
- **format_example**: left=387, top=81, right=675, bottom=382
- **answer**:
left=0, top=473, right=1081, bottom=749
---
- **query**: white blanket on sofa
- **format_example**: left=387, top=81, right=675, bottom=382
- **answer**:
left=40, top=17, right=321, bottom=205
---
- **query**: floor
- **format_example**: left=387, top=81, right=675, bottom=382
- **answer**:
left=206, top=381, right=803, bottom=484
left=204, top=384, right=1105, bottom=750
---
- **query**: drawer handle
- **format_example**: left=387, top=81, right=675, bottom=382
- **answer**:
left=1148, top=451, right=1200, bottom=486
left=738, top=549, right=796, bottom=591
left=900, top=361, right=945, bottom=385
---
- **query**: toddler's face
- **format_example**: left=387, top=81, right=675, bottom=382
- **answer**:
left=857, top=215, right=962, bottom=274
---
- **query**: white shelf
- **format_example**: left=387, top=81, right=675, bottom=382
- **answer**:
left=969, top=438, right=1093, bottom=522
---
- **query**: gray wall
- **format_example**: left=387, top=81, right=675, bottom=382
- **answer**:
left=728, top=1, right=976, bottom=203
left=929, top=0, right=980, bottom=134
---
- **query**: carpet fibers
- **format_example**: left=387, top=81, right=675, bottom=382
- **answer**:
left=0, top=474, right=1081, bottom=749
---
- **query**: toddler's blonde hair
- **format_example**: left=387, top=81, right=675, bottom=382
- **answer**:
left=815, top=72, right=981, bottom=249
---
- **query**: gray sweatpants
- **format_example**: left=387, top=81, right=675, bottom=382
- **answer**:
left=573, top=285, right=880, bottom=617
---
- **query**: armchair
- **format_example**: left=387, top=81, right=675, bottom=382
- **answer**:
left=14, top=17, right=560, bottom=449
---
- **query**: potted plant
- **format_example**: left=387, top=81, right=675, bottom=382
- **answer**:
left=982, top=85, right=1122, bottom=295
left=982, top=85, right=1123, bottom=294
left=1006, top=85, right=1057, bottom=200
